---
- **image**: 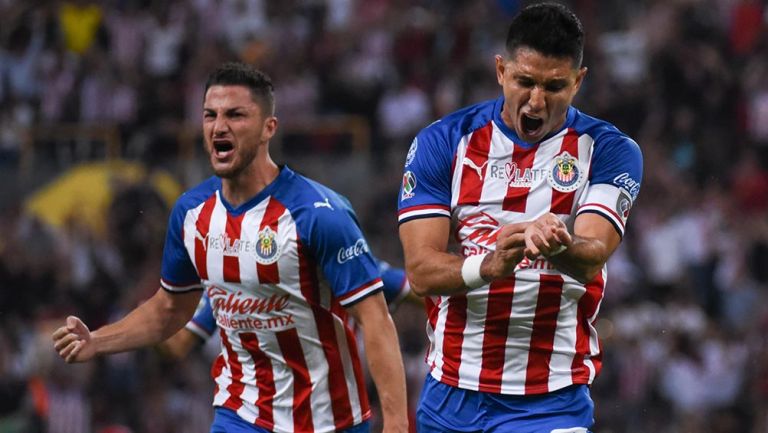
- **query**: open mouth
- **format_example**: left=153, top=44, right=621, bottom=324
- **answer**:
left=213, top=140, right=234, bottom=154
left=520, top=114, right=544, bottom=136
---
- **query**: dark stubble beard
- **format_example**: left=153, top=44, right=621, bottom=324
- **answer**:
left=210, top=144, right=259, bottom=179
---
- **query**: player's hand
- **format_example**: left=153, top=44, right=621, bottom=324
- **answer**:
left=482, top=222, right=528, bottom=279
left=524, top=213, right=572, bottom=259
left=52, top=316, right=96, bottom=363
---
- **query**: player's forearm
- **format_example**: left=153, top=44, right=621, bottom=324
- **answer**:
left=405, top=249, right=468, bottom=296
left=361, top=317, right=409, bottom=432
left=548, top=235, right=609, bottom=283
left=91, top=289, right=194, bottom=356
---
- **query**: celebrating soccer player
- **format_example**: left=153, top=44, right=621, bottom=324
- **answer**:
left=397, top=3, right=643, bottom=432
left=53, top=62, right=409, bottom=433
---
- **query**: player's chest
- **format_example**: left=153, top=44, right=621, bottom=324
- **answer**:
left=182, top=205, right=301, bottom=285
left=451, top=131, right=594, bottom=213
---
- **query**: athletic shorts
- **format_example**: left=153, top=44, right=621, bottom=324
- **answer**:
left=417, top=374, right=594, bottom=433
left=210, top=407, right=370, bottom=433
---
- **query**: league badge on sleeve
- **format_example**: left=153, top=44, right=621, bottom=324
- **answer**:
left=547, top=151, right=585, bottom=192
left=401, top=171, right=417, bottom=200
left=255, top=226, right=281, bottom=265
left=616, top=190, right=632, bottom=222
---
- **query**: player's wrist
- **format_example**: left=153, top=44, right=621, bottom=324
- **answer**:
left=461, top=253, right=490, bottom=289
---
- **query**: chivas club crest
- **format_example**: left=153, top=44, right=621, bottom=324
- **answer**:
left=547, top=151, right=585, bottom=192
left=255, top=226, right=280, bottom=264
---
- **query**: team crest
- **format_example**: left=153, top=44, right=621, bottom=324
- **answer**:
left=405, top=138, right=418, bottom=167
left=547, top=151, right=585, bottom=192
left=402, top=171, right=417, bottom=200
left=255, top=226, right=281, bottom=264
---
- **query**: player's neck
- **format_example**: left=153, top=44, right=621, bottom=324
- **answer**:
left=221, top=156, right=280, bottom=207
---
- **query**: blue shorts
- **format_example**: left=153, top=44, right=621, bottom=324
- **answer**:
left=417, top=374, right=594, bottom=433
left=210, top=407, right=370, bottom=433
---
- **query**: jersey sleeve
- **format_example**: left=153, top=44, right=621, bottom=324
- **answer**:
left=160, top=200, right=203, bottom=292
left=304, top=198, right=383, bottom=307
left=377, top=260, right=410, bottom=306
left=397, top=128, right=454, bottom=224
left=185, top=291, right=216, bottom=339
left=578, top=133, right=643, bottom=237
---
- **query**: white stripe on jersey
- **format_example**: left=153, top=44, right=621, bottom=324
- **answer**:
left=398, top=206, right=451, bottom=221
left=332, top=316, right=366, bottom=426
left=500, top=283, right=537, bottom=394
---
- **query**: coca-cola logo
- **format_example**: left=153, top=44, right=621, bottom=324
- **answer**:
left=337, top=238, right=369, bottom=264
left=613, top=172, right=640, bottom=200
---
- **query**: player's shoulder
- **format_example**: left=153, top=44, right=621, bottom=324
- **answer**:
left=571, top=108, right=640, bottom=153
left=419, top=97, right=499, bottom=144
left=274, top=168, right=353, bottom=217
left=172, top=176, right=220, bottom=212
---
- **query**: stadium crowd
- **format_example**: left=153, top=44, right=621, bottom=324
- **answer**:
left=1, top=0, right=767, bottom=432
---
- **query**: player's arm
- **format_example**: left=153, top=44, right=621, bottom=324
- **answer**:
left=399, top=217, right=529, bottom=296
left=156, top=291, right=214, bottom=360
left=156, top=327, right=205, bottom=360
left=526, top=135, right=642, bottom=283
left=524, top=212, right=620, bottom=283
left=347, top=293, right=409, bottom=433
left=52, top=288, right=201, bottom=363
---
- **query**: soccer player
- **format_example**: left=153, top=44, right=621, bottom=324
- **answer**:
left=159, top=261, right=411, bottom=360
left=53, top=62, right=409, bottom=433
left=397, top=3, right=643, bottom=432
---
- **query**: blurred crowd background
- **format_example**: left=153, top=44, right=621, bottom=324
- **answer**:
left=1, top=0, right=767, bottom=432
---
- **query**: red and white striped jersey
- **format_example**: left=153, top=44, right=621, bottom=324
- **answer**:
left=160, top=166, right=383, bottom=432
left=398, top=97, right=642, bottom=395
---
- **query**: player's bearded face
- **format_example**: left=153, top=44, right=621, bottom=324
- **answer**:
left=202, top=85, right=275, bottom=179
left=496, top=48, right=586, bottom=144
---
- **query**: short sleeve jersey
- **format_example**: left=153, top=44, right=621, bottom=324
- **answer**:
left=162, top=166, right=382, bottom=433
left=398, top=97, right=642, bottom=396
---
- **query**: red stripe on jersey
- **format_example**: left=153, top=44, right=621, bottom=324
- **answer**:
left=572, top=272, right=605, bottom=383
left=336, top=278, right=382, bottom=305
left=424, top=297, right=439, bottom=367
left=440, top=295, right=468, bottom=387
left=550, top=129, right=580, bottom=214
left=240, top=332, right=275, bottom=430
left=502, top=144, right=538, bottom=212
left=524, top=274, right=565, bottom=394
left=578, top=203, right=625, bottom=230
left=478, top=277, right=516, bottom=393
left=220, top=329, right=245, bottom=412
left=211, top=354, right=226, bottom=395
left=223, top=213, right=245, bottom=283
left=425, top=297, right=439, bottom=334
left=457, top=123, right=493, bottom=206
left=194, top=195, right=217, bottom=280
left=344, top=319, right=371, bottom=422
left=297, top=240, right=358, bottom=429
left=276, top=328, right=314, bottom=433
left=257, top=198, right=286, bottom=284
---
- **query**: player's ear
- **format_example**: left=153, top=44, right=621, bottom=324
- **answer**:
left=261, top=116, right=278, bottom=142
left=573, top=66, right=587, bottom=92
left=495, top=54, right=506, bottom=85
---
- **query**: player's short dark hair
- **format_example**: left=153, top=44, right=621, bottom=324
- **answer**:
left=505, top=2, right=584, bottom=68
left=205, top=62, right=275, bottom=115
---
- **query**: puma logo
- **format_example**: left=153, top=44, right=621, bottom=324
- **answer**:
left=313, top=198, right=334, bottom=210
left=462, top=157, right=488, bottom=179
